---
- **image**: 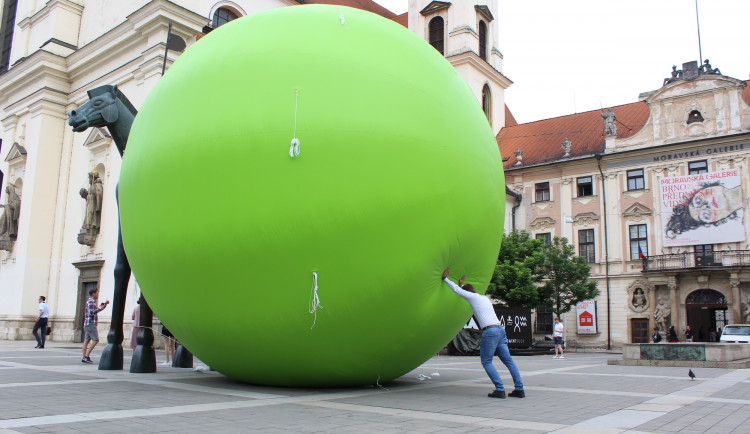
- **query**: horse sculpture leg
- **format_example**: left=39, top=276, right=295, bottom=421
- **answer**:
left=131, top=293, right=156, bottom=372
left=98, top=185, right=156, bottom=372
left=98, top=209, right=127, bottom=370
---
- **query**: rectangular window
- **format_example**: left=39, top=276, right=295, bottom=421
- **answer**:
left=578, top=229, right=595, bottom=263
left=535, top=182, right=550, bottom=202
left=536, top=233, right=552, bottom=245
left=534, top=305, right=553, bottom=334
left=688, top=160, right=708, bottom=175
left=694, top=244, right=714, bottom=267
left=577, top=176, right=593, bottom=197
left=629, top=224, right=648, bottom=260
left=627, top=169, right=645, bottom=190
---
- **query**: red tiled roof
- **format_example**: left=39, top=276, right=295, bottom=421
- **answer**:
left=393, top=12, right=408, bottom=27
left=496, top=102, right=650, bottom=169
left=302, top=0, right=398, bottom=18
left=743, top=80, right=750, bottom=106
left=504, top=105, right=517, bottom=127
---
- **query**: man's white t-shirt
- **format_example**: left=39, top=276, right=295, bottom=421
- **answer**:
left=553, top=322, right=563, bottom=337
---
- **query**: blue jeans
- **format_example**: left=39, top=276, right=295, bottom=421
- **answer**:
left=480, top=326, right=523, bottom=391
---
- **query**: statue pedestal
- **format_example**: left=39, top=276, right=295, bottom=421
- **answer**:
left=78, top=230, right=97, bottom=246
left=0, top=238, right=13, bottom=251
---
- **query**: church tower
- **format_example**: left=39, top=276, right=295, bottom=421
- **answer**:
left=408, top=0, right=511, bottom=135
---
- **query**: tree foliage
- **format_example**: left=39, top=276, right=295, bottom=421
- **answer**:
left=537, top=236, right=600, bottom=317
left=487, top=230, right=546, bottom=308
left=489, top=232, right=599, bottom=315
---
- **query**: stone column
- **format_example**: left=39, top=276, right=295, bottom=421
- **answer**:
left=649, top=285, right=658, bottom=329
left=730, top=272, right=741, bottom=324
left=668, top=275, right=678, bottom=329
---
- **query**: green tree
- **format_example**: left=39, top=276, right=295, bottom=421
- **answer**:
left=487, top=230, right=546, bottom=308
left=538, top=236, right=600, bottom=317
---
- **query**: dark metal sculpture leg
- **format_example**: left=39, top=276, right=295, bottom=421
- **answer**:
left=130, top=294, right=156, bottom=373
left=98, top=200, right=127, bottom=370
left=173, top=343, right=194, bottom=368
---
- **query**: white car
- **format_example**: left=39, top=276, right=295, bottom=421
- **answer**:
left=719, top=324, right=750, bottom=343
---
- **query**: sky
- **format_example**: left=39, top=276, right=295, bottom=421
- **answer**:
left=374, top=0, right=750, bottom=124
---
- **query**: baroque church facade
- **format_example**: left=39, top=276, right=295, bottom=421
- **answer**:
left=0, top=1, right=511, bottom=343
left=499, top=61, right=750, bottom=347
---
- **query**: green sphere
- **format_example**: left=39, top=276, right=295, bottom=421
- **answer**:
left=120, top=5, right=505, bottom=386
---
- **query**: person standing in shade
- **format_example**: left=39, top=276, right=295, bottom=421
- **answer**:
left=442, top=268, right=524, bottom=399
left=82, top=288, right=109, bottom=363
left=32, top=296, right=50, bottom=349
left=685, top=325, right=694, bottom=342
left=130, top=299, right=140, bottom=352
left=553, top=316, right=565, bottom=359
left=667, top=325, right=678, bottom=342
left=652, top=326, right=662, bottom=343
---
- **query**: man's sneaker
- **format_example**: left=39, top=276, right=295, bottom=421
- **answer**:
left=488, top=390, right=506, bottom=399
left=508, top=389, right=525, bottom=398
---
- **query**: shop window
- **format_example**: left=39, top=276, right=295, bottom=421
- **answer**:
left=578, top=229, right=595, bottom=263
left=577, top=176, right=593, bottom=197
left=428, top=16, right=444, bottom=55
left=535, top=305, right=553, bottom=334
left=688, top=160, right=708, bottom=175
left=629, top=224, right=647, bottom=260
left=535, top=182, right=550, bottom=202
left=627, top=169, right=644, bottom=190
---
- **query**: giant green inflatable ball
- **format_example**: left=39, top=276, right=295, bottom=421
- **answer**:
left=120, top=5, right=505, bottom=386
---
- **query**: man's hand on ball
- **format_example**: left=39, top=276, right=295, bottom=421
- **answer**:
left=442, top=268, right=450, bottom=279
left=459, top=275, right=466, bottom=286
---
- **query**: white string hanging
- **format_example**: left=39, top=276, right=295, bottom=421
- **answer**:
left=339, top=8, right=346, bottom=25
left=289, top=89, right=300, bottom=158
left=308, top=272, right=323, bottom=329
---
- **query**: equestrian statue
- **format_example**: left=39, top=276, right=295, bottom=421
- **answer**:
left=68, top=85, right=192, bottom=371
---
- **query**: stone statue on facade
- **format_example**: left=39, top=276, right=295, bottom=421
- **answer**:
left=602, top=108, right=617, bottom=136
left=653, top=296, right=670, bottom=332
left=702, top=59, right=720, bottom=75
left=663, top=65, right=682, bottom=85
left=632, top=288, right=646, bottom=309
left=0, top=185, right=21, bottom=250
left=561, top=138, right=571, bottom=157
left=78, top=170, right=104, bottom=246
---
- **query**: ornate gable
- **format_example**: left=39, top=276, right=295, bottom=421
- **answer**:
left=4, top=142, right=26, bottom=163
left=623, top=202, right=652, bottom=222
left=420, top=1, right=451, bottom=15
left=530, top=216, right=556, bottom=231
left=474, top=5, right=493, bottom=22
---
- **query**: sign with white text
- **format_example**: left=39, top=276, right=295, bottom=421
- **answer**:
left=659, top=169, right=745, bottom=247
left=576, top=300, right=597, bottom=334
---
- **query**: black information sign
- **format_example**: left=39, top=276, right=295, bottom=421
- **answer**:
left=493, top=306, right=533, bottom=348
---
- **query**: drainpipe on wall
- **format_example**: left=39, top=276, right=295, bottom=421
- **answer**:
left=596, top=154, right=612, bottom=350
left=505, top=186, right=522, bottom=230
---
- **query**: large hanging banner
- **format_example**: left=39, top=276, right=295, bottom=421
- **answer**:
left=660, top=168, right=745, bottom=247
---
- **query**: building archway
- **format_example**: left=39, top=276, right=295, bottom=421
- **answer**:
left=685, top=289, right=728, bottom=342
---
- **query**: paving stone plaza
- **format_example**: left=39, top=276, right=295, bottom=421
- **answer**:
left=2, top=341, right=749, bottom=433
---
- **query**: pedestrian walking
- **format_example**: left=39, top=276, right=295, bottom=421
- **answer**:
left=685, top=325, right=694, bottom=342
left=442, top=267, right=524, bottom=399
left=81, top=288, right=109, bottom=363
left=553, top=316, right=565, bottom=359
left=32, top=296, right=49, bottom=349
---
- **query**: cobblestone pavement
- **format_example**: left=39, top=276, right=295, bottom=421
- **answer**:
left=1, top=341, right=749, bottom=433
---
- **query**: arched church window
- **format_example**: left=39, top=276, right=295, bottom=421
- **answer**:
left=478, top=20, right=487, bottom=61
left=687, top=110, right=704, bottom=124
left=212, top=7, right=239, bottom=28
left=482, top=84, right=492, bottom=124
left=428, top=17, right=444, bottom=55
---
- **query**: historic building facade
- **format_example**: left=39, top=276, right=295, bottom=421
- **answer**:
left=499, top=61, right=750, bottom=348
left=0, top=0, right=510, bottom=343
